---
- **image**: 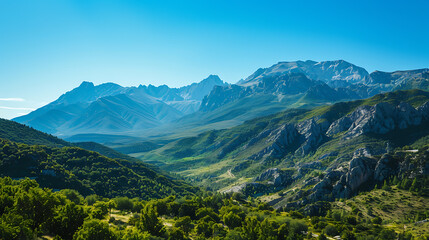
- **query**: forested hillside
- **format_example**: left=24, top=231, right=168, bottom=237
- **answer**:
left=0, top=138, right=195, bottom=199
left=2, top=177, right=424, bottom=240
left=0, top=118, right=70, bottom=147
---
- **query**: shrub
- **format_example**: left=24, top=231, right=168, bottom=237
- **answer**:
left=324, top=224, right=339, bottom=237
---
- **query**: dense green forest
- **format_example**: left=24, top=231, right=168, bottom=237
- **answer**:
left=0, top=118, right=70, bottom=148
left=1, top=177, right=426, bottom=240
left=0, top=118, right=142, bottom=162
left=0, top=138, right=195, bottom=199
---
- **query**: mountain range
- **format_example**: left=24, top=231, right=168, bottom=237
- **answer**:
left=13, top=60, right=429, bottom=143
left=14, top=75, right=227, bottom=137
left=2, top=60, right=429, bottom=239
left=138, top=89, right=429, bottom=209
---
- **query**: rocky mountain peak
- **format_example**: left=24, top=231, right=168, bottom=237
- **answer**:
left=201, top=74, right=223, bottom=84
left=78, top=81, right=95, bottom=88
left=239, top=60, right=369, bottom=86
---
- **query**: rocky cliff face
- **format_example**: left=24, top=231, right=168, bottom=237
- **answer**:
left=248, top=118, right=328, bottom=160
left=308, top=149, right=428, bottom=202
left=254, top=168, right=295, bottom=187
left=327, top=102, right=429, bottom=138
left=247, top=101, right=429, bottom=163
left=222, top=101, right=429, bottom=203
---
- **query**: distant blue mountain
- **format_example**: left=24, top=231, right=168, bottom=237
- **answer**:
left=14, top=75, right=227, bottom=136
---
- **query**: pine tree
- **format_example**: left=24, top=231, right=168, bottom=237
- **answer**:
left=137, top=204, right=166, bottom=237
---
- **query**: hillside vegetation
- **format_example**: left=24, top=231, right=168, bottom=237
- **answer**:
left=0, top=118, right=70, bottom=147
left=0, top=138, right=195, bottom=199
left=1, top=177, right=424, bottom=240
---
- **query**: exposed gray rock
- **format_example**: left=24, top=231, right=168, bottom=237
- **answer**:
left=250, top=119, right=327, bottom=160
left=308, top=148, right=429, bottom=202
left=374, top=154, right=399, bottom=182
left=346, top=157, right=377, bottom=192
left=239, top=60, right=369, bottom=86
left=309, top=156, right=378, bottom=201
left=222, top=183, right=247, bottom=193
left=295, top=119, right=327, bottom=156
left=418, top=101, right=429, bottom=119
left=268, top=124, right=299, bottom=157
left=254, top=168, right=294, bottom=187
left=367, top=69, right=429, bottom=85
left=249, top=124, right=299, bottom=160
left=326, top=101, right=429, bottom=138
left=353, top=147, right=374, bottom=158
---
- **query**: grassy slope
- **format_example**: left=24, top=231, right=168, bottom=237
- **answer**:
left=331, top=186, right=429, bottom=236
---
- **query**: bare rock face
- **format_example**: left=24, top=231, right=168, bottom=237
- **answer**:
left=250, top=119, right=328, bottom=160
left=346, top=157, right=377, bottom=192
left=295, top=119, right=327, bottom=156
left=268, top=124, right=300, bottom=157
left=309, top=155, right=378, bottom=201
left=418, top=101, right=429, bottom=119
left=248, top=101, right=429, bottom=162
left=249, top=124, right=300, bottom=160
left=374, top=154, right=399, bottom=182
left=326, top=101, right=429, bottom=138
left=309, top=170, right=345, bottom=201
left=254, top=168, right=294, bottom=187
left=200, top=85, right=252, bottom=112
left=308, top=149, right=428, bottom=202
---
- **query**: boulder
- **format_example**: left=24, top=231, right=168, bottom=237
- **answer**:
left=254, top=168, right=293, bottom=187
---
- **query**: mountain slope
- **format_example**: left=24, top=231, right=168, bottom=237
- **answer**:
left=153, top=73, right=358, bottom=138
left=136, top=90, right=429, bottom=202
left=0, top=117, right=147, bottom=162
left=0, top=118, right=70, bottom=147
left=186, top=62, right=428, bottom=136
left=0, top=138, right=195, bottom=199
left=367, top=68, right=429, bottom=85
left=57, top=94, right=184, bottom=135
left=0, top=118, right=196, bottom=199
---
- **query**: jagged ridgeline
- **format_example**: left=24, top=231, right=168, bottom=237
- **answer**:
left=0, top=118, right=196, bottom=199
left=139, top=90, right=429, bottom=198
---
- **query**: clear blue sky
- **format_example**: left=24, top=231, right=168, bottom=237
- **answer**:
left=1, top=0, right=428, bottom=119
